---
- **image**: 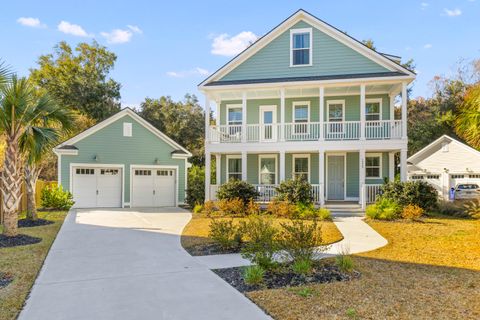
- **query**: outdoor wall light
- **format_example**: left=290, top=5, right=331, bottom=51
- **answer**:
left=94, top=155, right=99, bottom=162
left=155, top=158, right=160, bottom=165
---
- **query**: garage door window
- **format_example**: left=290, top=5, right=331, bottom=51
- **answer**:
left=76, top=168, right=94, bottom=175
left=135, top=170, right=151, bottom=176
left=451, top=174, right=465, bottom=179
left=157, top=170, right=173, bottom=176
left=101, top=169, right=119, bottom=175
left=469, top=174, right=480, bottom=179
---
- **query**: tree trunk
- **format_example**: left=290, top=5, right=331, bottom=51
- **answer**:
left=25, top=164, right=40, bottom=221
left=1, top=136, right=22, bottom=237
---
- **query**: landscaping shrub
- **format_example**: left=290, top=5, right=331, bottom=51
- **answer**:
left=185, top=165, right=204, bottom=207
left=243, top=265, right=265, bottom=285
left=209, top=219, right=243, bottom=250
left=246, top=199, right=261, bottom=216
left=217, top=198, right=245, bottom=216
left=463, top=200, right=480, bottom=219
left=292, top=258, right=313, bottom=275
left=266, top=200, right=297, bottom=218
left=365, top=198, right=401, bottom=220
left=217, top=180, right=259, bottom=205
left=295, top=202, right=316, bottom=219
left=275, top=177, right=313, bottom=204
left=201, top=200, right=217, bottom=216
left=437, top=200, right=466, bottom=217
left=192, top=204, right=203, bottom=214
left=401, top=204, right=424, bottom=220
left=240, top=216, right=279, bottom=270
left=381, top=180, right=438, bottom=211
left=279, top=219, right=324, bottom=263
left=335, top=246, right=355, bottom=272
left=40, top=185, right=74, bottom=210
left=317, top=207, right=332, bottom=221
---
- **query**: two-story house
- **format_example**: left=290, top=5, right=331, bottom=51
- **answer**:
left=199, top=9, right=415, bottom=208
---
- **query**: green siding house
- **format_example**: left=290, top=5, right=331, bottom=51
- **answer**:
left=199, top=9, right=416, bottom=208
left=54, top=108, right=191, bottom=208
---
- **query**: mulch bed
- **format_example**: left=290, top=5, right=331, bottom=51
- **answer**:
left=18, top=218, right=54, bottom=228
left=187, top=243, right=242, bottom=256
left=0, top=272, right=14, bottom=289
left=213, top=262, right=360, bottom=293
left=0, top=234, right=42, bottom=248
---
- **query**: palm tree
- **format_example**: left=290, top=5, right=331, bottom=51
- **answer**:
left=455, top=85, right=480, bottom=149
left=0, top=75, right=74, bottom=236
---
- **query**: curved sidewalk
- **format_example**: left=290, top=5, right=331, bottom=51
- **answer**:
left=193, top=216, right=388, bottom=269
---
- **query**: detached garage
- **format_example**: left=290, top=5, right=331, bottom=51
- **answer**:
left=54, top=108, right=191, bottom=208
left=407, top=135, right=480, bottom=200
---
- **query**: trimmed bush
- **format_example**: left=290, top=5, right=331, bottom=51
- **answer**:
left=217, top=198, right=245, bottom=216
left=246, top=199, right=261, bottom=216
left=209, top=219, right=243, bottom=250
left=243, top=265, right=265, bottom=285
left=240, top=216, right=279, bottom=270
left=217, top=180, right=259, bottom=205
left=201, top=200, right=217, bottom=216
left=266, top=200, right=297, bottom=218
left=185, top=165, right=204, bottom=207
left=366, top=198, right=401, bottom=220
left=317, top=208, right=332, bottom=220
left=275, top=177, right=313, bottom=204
left=381, top=180, right=438, bottom=211
left=279, top=219, right=324, bottom=263
left=40, top=185, right=74, bottom=210
left=463, top=200, right=480, bottom=219
left=401, top=204, right=424, bottom=220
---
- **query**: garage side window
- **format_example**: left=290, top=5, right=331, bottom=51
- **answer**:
left=123, top=122, right=132, bottom=137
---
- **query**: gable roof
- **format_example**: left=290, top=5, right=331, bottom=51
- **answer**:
left=408, top=135, right=480, bottom=163
left=199, top=9, right=415, bottom=88
left=54, top=108, right=192, bottom=157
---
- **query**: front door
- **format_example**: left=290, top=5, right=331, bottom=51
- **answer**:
left=327, top=155, right=345, bottom=200
left=260, top=105, right=277, bottom=141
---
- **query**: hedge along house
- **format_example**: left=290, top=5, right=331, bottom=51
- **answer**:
left=199, top=9, right=416, bottom=208
left=53, top=108, right=191, bottom=208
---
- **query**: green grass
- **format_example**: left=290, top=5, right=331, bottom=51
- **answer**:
left=0, top=211, right=68, bottom=320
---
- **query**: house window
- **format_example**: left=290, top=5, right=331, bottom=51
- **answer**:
left=123, top=122, right=132, bottom=137
left=259, top=156, right=277, bottom=184
left=227, top=106, right=242, bottom=126
left=327, top=101, right=344, bottom=122
left=227, top=156, right=242, bottom=181
left=293, top=102, right=309, bottom=134
left=365, top=99, right=382, bottom=121
left=291, top=28, right=312, bottom=66
left=366, top=154, right=382, bottom=178
left=293, top=155, right=309, bottom=181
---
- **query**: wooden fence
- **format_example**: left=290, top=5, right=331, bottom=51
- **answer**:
left=0, top=180, right=56, bottom=224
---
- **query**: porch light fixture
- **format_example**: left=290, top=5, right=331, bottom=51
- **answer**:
left=155, top=158, right=160, bottom=165
left=94, top=154, right=99, bottom=162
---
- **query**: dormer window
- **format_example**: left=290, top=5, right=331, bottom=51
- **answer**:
left=290, top=28, right=312, bottom=66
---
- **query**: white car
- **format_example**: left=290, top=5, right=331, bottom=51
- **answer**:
left=454, top=183, right=480, bottom=200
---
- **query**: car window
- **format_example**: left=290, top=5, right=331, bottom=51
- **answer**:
left=457, top=184, right=479, bottom=190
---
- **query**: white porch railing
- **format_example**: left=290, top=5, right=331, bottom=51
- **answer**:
left=208, top=120, right=403, bottom=143
left=363, top=184, right=383, bottom=206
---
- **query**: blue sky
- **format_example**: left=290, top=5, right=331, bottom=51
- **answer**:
left=2, top=0, right=479, bottom=108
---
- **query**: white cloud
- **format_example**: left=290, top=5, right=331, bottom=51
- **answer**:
left=127, top=25, right=142, bottom=34
left=101, top=29, right=133, bottom=44
left=421, top=2, right=429, bottom=9
left=166, top=67, right=210, bottom=78
left=211, top=31, right=258, bottom=56
left=423, top=43, right=433, bottom=49
left=58, top=21, right=90, bottom=37
left=17, top=17, right=46, bottom=28
left=444, top=8, right=462, bottom=16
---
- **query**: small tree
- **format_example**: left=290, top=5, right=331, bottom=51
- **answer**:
left=275, top=177, right=313, bottom=204
left=216, top=180, right=259, bottom=205
left=185, top=165, right=204, bottom=207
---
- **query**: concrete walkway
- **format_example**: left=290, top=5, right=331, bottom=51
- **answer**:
left=20, top=208, right=270, bottom=320
left=194, top=215, right=388, bottom=269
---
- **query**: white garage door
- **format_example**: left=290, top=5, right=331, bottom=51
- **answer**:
left=450, top=173, right=480, bottom=189
left=72, top=167, right=122, bottom=208
left=132, top=168, right=176, bottom=207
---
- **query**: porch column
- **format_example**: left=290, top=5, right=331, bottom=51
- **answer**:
left=215, top=100, right=221, bottom=126
left=205, top=95, right=211, bottom=143
left=242, top=91, right=247, bottom=143
left=400, top=148, right=407, bottom=182
left=279, top=150, right=285, bottom=182
left=359, top=149, right=366, bottom=208
left=388, top=151, right=395, bottom=182
left=241, top=151, right=247, bottom=181
left=360, top=84, right=366, bottom=140
left=205, top=151, right=211, bottom=200
left=401, top=82, right=408, bottom=139
left=389, top=94, right=395, bottom=120
left=215, top=154, right=221, bottom=185
left=280, top=88, right=285, bottom=142
left=319, top=86, right=324, bottom=141
left=319, top=150, right=325, bottom=205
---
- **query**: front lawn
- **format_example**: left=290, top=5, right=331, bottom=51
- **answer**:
left=0, top=211, right=68, bottom=320
left=247, top=215, right=480, bottom=319
left=181, top=214, right=343, bottom=256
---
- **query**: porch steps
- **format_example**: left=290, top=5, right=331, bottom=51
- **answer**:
left=323, top=202, right=364, bottom=214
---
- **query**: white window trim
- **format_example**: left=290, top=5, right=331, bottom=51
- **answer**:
left=365, top=153, right=383, bottom=179
left=225, top=104, right=243, bottom=126
left=258, top=154, right=278, bottom=185
left=326, top=100, right=345, bottom=122
left=292, top=154, right=311, bottom=182
left=365, top=98, right=383, bottom=121
left=290, top=28, right=313, bottom=67
left=226, top=155, right=242, bottom=181
left=292, top=101, right=310, bottom=123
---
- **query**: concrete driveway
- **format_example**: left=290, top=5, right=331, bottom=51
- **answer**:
left=20, top=208, right=269, bottom=320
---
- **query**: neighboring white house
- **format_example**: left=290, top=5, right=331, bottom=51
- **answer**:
left=407, top=135, right=480, bottom=200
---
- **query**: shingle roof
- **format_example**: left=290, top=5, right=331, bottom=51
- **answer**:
left=58, top=145, right=78, bottom=150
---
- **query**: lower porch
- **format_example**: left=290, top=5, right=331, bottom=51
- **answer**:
left=206, top=149, right=408, bottom=208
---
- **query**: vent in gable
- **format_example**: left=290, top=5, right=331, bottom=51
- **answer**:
left=123, top=122, right=132, bottom=137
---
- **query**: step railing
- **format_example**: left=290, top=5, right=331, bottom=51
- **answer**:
left=362, top=184, right=383, bottom=207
